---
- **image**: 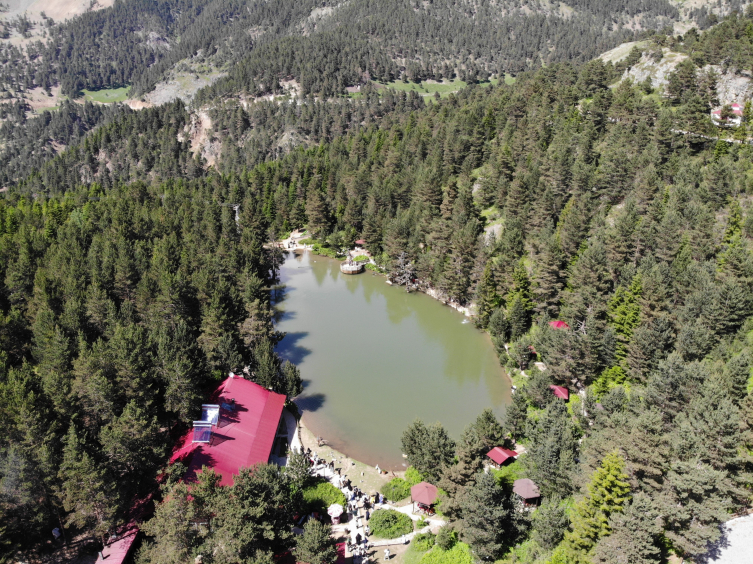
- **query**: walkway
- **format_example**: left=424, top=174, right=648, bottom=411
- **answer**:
left=307, top=456, right=445, bottom=559
left=700, top=513, right=753, bottom=563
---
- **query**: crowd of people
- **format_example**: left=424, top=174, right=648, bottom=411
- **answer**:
left=303, top=448, right=393, bottom=562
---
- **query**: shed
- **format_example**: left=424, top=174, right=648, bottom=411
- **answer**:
left=549, top=385, right=569, bottom=400
left=513, top=478, right=541, bottom=503
left=486, top=446, right=518, bottom=466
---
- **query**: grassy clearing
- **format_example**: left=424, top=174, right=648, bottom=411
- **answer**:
left=81, top=86, right=131, bottom=103
left=366, top=76, right=506, bottom=101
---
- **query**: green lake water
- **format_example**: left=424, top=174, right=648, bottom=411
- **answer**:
left=275, top=250, right=511, bottom=469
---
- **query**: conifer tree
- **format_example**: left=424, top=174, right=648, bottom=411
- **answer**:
left=559, top=451, right=631, bottom=563
left=58, top=427, right=119, bottom=537
left=460, top=471, right=516, bottom=561
left=295, top=519, right=338, bottom=564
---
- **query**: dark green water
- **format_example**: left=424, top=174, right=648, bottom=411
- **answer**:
left=275, top=250, right=511, bottom=469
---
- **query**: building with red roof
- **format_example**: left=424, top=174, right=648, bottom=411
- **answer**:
left=486, top=446, right=518, bottom=467
left=549, top=385, right=569, bottom=400
left=548, top=320, right=570, bottom=330
left=711, top=102, right=743, bottom=126
left=170, top=375, right=288, bottom=486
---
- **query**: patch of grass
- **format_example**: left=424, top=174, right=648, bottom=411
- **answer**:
left=36, top=106, right=60, bottom=113
left=375, top=79, right=468, bottom=99
left=419, top=542, right=474, bottom=564
left=492, top=459, right=524, bottom=487
left=404, top=542, right=430, bottom=564
left=503, top=73, right=516, bottom=85
left=81, top=86, right=131, bottom=103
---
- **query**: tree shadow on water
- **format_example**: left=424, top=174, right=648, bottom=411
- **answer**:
left=276, top=332, right=311, bottom=364
left=295, top=393, right=326, bottom=412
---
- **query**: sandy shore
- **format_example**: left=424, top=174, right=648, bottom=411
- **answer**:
left=297, top=418, right=398, bottom=495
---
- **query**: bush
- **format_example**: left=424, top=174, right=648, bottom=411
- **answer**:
left=369, top=509, right=414, bottom=539
left=435, top=526, right=457, bottom=551
left=353, top=254, right=369, bottom=262
left=412, top=532, right=436, bottom=551
left=302, top=480, right=346, bottom=513
left=419, top=542, right=474, bottom=564
left=381, top=478, right=412, bottom=502
left=404, top=466, right=423, bottom=486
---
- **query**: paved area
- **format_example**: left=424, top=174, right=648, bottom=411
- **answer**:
left=700, top=513, right=753, bottom=563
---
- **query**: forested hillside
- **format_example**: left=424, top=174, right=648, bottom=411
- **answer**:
left=2, top=5, right=753, bottom=564
left=0, top=0, right=722, bottom=106
left=0, top=179, right=302, bottom=556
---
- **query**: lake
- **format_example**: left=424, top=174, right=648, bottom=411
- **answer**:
left=275, top=250, right=511, bottom=469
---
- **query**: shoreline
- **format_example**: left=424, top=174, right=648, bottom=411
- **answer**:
left=278, top=237, right=474, bottom=317
left=296, top=417, right=399, bottom=493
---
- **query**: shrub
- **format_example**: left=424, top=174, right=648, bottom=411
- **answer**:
left=417, top=516, right=428, bottom=528
left=404, top=466, right=423, bottom=486
left=302, top=480, right=346, bottom=513
left=435, top=526, right=457, bottom=551
left=353, top=254, right=369, bottom=262
left=412, top=532, right=436, bottom=551
left=369, top=509, right=414, bottom=539
left=381, top=478, right=411, bottom=502
left=419, top=542, right=474, bottom=564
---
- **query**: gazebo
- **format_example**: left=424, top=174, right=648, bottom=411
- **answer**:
left=549, top=385, right=569, bottom=400
left=513, top=478, right=541, bottom=506
left=486, top=446, right=518, bottom=467
left=411, top=481, right=438, bottom=515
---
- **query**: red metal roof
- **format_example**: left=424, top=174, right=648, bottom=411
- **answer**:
left=549, top=385, right=569, bottom=400
left=355, top=239, right=366, bottom=245
left=513, top=478, right=540, bottom=499
left=95, top=524, right=138, bottom=564
left=486, top=446, right=518, bottom=465
left=170, top=377, right=286, bottom=486
left=548, top=320, right=570, bottom=330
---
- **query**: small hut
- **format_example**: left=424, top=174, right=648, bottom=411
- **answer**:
left=410, top=481, right=438, bottom=515
left=486, top=446, right=518, bottom=468
left=549, top=385, right=569, bottom=400
left=513, top=478, right=541, bottom=506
